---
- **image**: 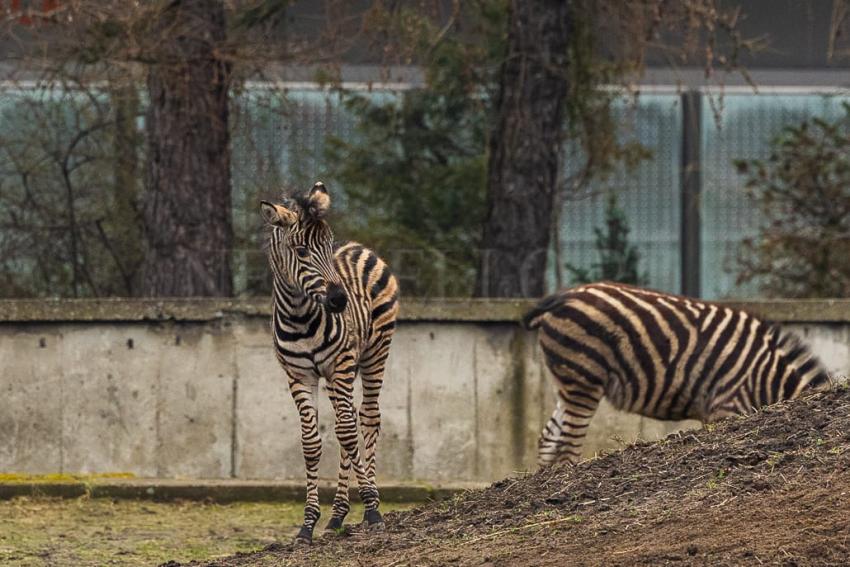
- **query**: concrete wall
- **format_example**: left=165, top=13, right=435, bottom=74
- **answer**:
left=1, top=298, right=848, bottom=483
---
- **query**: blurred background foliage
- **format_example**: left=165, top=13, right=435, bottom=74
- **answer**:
left=566, top=194, right=649, bottom=287
left=735, top=105, right=850, bottom=298
left=0, top=0, right=848, bottom=299
left=323, top=1, right=504, bottom=297
left=0, top=85, right=144, bottom=297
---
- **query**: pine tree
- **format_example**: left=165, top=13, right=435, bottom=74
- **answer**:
left=566, top=193, right=649, bottom=286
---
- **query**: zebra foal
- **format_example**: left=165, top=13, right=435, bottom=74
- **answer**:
left=261, top=182, right=399, bottom=544
left=524, top=282, right=831, bottom=466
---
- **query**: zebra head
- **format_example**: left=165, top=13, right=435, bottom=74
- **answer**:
left=261, top=182, right=348, bottom=313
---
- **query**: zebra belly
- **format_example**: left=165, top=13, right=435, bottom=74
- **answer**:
left=602, top=361, right=713, bottom=423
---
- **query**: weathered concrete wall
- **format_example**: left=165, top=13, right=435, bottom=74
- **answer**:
left=1, top=299, right=848, bottom=483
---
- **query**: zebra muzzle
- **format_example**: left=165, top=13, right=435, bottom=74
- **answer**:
left=325, top=283, right=348, bottom=313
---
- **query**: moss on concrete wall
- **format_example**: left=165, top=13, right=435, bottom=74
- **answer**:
left=1, top=297, right=849, bottom=323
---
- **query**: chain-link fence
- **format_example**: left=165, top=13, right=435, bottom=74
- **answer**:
left=553, top=94, right=682, bottom=294
left=701, top=92, right=850, bottom=298
left=554, top=89, right=850, bottom=299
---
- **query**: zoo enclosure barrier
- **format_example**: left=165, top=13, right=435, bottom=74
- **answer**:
left=0, top=298, right=848, bottom=484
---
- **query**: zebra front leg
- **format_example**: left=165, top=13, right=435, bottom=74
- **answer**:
left=324, top=446, right=351, bottom=533
left=328, top=375, right=384, bottom=532
left=290, top=377, right=322, bottom=545
left=359, top=370, right=383, bottom=486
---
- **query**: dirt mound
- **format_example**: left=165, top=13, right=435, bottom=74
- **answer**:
left=188, top=387, right=850, bottom=567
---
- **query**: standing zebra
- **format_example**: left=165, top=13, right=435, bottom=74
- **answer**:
left=524, top=282, right=831, bottom=466
left=260, top=182, right=399, bottom=544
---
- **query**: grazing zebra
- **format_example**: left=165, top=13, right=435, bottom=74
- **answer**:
left=260, top=182, right=399, bottom=544
left=523, top=282, right=830, bottom=466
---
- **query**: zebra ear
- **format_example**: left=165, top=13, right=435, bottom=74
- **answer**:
left=260, top=201, right=296, bottom=227
left=306, top=181, right=331, bottom=219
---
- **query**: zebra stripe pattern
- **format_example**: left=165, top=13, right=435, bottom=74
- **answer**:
left=523, top=282, right=830, bottom=467
left=261, top=182, right=399, bottom=544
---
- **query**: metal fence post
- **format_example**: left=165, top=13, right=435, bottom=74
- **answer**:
left=681, top=90, right=702, bottom=297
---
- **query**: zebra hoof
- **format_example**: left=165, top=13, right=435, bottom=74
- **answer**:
left=293, top=525, right=313, bottom=546
left=363, top=508, right=385, bottom=531
left=324, top=516, right=347, bottom=535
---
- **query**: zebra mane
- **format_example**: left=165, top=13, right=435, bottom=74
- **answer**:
left=772, top=325, right=832, bottom=387
left=775, top=327, right=816, bottom=363
left=280, top=190, right=327, bottom=222
left=279, top=190, right=300, bottom=212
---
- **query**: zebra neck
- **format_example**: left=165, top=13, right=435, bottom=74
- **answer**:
left=272, top=277, right=321, bottom=324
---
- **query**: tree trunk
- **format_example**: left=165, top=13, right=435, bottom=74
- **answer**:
left=109, top=79, right=143, bottom=295
left=475, top=0, right=571, bottom=298
left=141, top=0, right=233, bottom=296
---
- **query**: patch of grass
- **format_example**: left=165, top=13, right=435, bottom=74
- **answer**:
left=0, top=472, right=135, bottom=484
left=766, top=451, right=783, bottom=471
left=706, top=469, right=728, bottom=490
left=0, top=496, right=412, bottom=566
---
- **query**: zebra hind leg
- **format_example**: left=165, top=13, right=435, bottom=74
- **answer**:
left=358, top=369, right=385, bottom=530
left=356, top=337, right=393, bottom=531
left=328, top=375, right=383, bottom=532
left=538, top=374, right=603, bottom=467
left=324, top=446, right=351, bottom=534
left=538, top=401, right=566, bottom=467
left=553, top=386, right=601, bottom=465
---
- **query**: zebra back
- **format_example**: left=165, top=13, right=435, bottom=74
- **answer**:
left=333, top=241, right=399, bottom=351
left=529, top=282, right=830, bottom=422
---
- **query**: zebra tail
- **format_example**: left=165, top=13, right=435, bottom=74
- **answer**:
left=521, top=293, right=565, bottom=330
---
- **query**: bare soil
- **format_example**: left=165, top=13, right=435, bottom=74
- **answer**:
left=188, top=387, right=850, bottom=567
